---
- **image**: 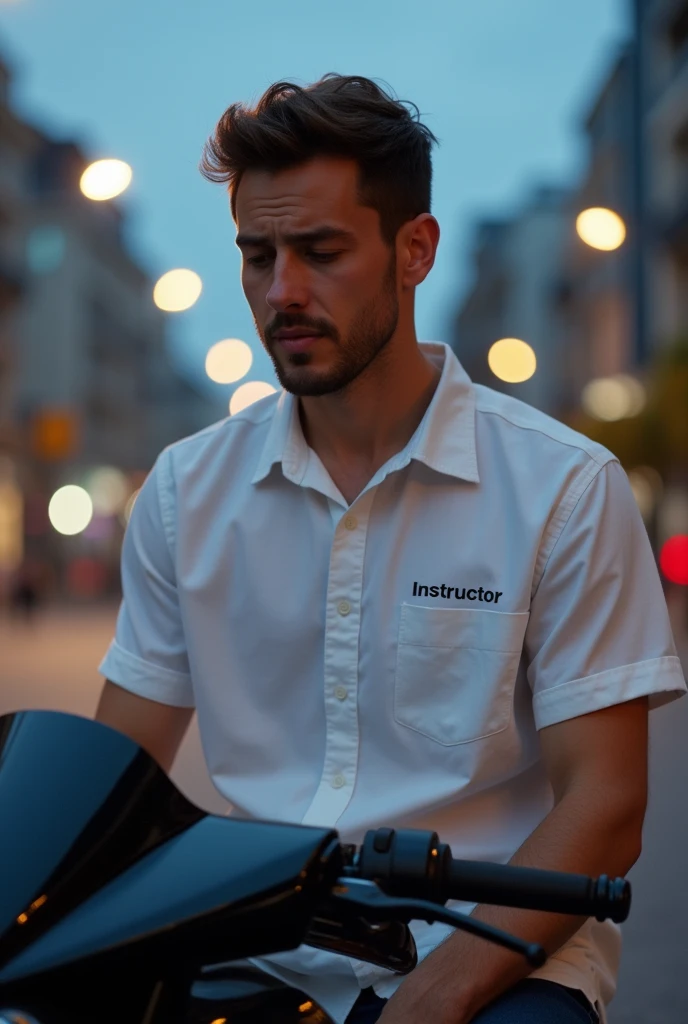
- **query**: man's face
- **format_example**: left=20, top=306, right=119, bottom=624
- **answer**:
left=235, top=156, right=399, bottom=396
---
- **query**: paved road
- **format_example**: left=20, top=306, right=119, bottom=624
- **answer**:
left=1, top=599, right=686, bottom=1022
left=0, top=602, right=231, bottom=815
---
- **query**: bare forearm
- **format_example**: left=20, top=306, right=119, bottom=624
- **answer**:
left=414, top=787, right=643, bottom=1020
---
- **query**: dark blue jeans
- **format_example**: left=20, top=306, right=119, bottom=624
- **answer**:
left=344, top=979, right=599, bottom=1023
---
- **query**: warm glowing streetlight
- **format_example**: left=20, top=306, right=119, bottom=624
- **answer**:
left=229, top=381, right=277, bottom=415
left=0, top=479, right=23, bottom=572
left=576, top=207, right=626, bottom=251
left=487, top=338, right=537, bottom=383
left=48, top=485, right=93, bottom=536
left=86, top=467, right=129, bottom=516
left=153, top=269, right=203, bottom=312
left=80, top=159, right=133, bottom=201
left=206, top=339, right=253, bottom=384
left=581, top=374, right=646, bottom=421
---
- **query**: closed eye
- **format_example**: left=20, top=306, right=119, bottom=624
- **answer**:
left=245, top=251, right=342, bottom=266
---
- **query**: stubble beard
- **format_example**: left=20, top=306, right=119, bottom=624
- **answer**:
left=257, top=254, right=399, bottom=398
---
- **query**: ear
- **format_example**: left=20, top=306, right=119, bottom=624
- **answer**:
left=399, top=214, right=440, bottom=290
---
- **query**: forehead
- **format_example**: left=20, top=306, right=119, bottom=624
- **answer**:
left=235, top=156, right=374, bottom=235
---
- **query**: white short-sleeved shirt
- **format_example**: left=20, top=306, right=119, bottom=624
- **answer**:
left=99, top=342, right=686, bottom=1024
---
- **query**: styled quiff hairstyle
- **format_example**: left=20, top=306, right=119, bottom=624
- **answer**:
left=199, top=73, right=439, bottom=248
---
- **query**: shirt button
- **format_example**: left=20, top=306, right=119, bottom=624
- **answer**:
left=334, top=685, right=348, bottom=700
left=337, top=600, right=351, bottom=616
left=332, top=774, right=346, bottom=789
left=344, top=515, right=357, bottom=531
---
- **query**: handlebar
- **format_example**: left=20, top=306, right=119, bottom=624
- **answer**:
left=344, top=827, right=631, bottom=922
left=301, top=826, right=630, bottom=970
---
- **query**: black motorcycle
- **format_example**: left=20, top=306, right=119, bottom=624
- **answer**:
left=0, top=710, right=631, bottom=1024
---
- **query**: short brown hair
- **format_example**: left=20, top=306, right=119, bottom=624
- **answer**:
left=199, top=73, right=439, bottom=247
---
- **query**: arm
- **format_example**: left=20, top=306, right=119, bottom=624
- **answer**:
left=97, top=451, right=196, bottom=762
left=380, top=696, right=648, bottom=1024
left=95, top=679, right=194, bottom=774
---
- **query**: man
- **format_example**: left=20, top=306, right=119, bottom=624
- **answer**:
left=96, top=74, right=686, bottom=1024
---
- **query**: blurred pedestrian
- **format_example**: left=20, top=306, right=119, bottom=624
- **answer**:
left=10, top=559, right=43, bottom=624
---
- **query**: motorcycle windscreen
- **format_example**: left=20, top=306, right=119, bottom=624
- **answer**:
left=0, top=710, right=340, bottom=985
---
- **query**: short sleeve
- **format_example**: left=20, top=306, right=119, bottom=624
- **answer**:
left=98, top=448, right=195, bottom=707
left=525, top=459, right=686, bottom=730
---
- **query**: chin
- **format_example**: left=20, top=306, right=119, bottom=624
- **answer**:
left=279, top=373, right=331, bottom=397
left=272, top=354, right=327, bottom=395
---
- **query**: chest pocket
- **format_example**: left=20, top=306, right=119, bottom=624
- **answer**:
left=394, top=603, right=530, bottom=746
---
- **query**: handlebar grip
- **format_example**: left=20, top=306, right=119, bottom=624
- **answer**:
left=449, top=860, right=631, bottom=923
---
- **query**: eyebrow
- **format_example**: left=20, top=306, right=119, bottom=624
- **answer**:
left=235, top=225, right=357, bottom=249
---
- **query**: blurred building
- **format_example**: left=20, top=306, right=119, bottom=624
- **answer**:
left=644, top=0, right=688, bottom=353
left=451, top=185, right=572, bottom=415
left=453, top=0, right=688, bottom=410
left=450, top=0, right=688, bottom=569
left=0, top=51, right=226, bottom=600
left=553, top=44, right=637, bottom=417
left=0, top=56, right=31, bottom=458
left=554, top=0, right=688, bottom=415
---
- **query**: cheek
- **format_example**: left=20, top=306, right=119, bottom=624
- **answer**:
left=336, top=262, right=379, bottom=299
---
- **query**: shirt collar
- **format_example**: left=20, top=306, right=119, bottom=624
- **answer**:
left=251, top=341, right=479, bottom=486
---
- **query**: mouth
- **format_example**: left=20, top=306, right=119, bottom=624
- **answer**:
left=274, top=333, right=323, bottom=354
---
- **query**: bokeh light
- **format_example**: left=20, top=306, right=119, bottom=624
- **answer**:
left=0, top=479, right=23, bottom=572
left=627, top=472, right=654, bottom=521
left=627, top=466, right=663, bottom=522
left=153, top=269, right=203, bottom=312
left=83, top=514, right=117, bottom=541
left=659, top=535, right=688, bottom=586
left=581, top=375, right=646, bottom=421
left=121, top=488, right=141, bottom=527
left=487, top=338, right=537, bottom=383
left=576, top=207, right=626, bottom=251
left=80, top=159, right=133, bottom=201
left=229, top=381, right=277, bottom=415
left=86, top=467, right=129, bottom=516
left=205, top=338, right=253, bottom=384
left=48, top=485, right=93, bottom=536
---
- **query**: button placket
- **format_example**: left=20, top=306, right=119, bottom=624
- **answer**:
left=301, top=492, right=374, bottom=828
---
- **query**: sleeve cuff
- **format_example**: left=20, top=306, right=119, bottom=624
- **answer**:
left=98, top=639, right=195, bottom=708
left=532, top=655, right=687, bottom=730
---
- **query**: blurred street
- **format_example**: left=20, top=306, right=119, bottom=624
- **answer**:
left=1, top=599, right=686, bottom=1023
left=0, top=602, right=231, bottom=816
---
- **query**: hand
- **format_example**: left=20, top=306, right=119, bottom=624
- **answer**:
left=376, top=967, right=473, bottom=1024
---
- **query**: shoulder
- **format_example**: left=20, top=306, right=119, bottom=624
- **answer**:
left=473, top=383, right=617, bottom=481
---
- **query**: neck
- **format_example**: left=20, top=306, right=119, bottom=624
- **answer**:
left=298, top=338, right=442, bottom=474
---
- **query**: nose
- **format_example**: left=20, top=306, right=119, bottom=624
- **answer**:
left=265, top=252, right=310, bottom=312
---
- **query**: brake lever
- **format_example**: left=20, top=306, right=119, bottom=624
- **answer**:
left=329, top=879, right=546, bottom=968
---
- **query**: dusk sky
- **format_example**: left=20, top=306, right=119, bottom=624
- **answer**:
left=0, top=0, right=629, bottom=402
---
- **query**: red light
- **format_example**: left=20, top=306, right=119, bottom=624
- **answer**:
left=660, top=535, right=688, bottom=586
